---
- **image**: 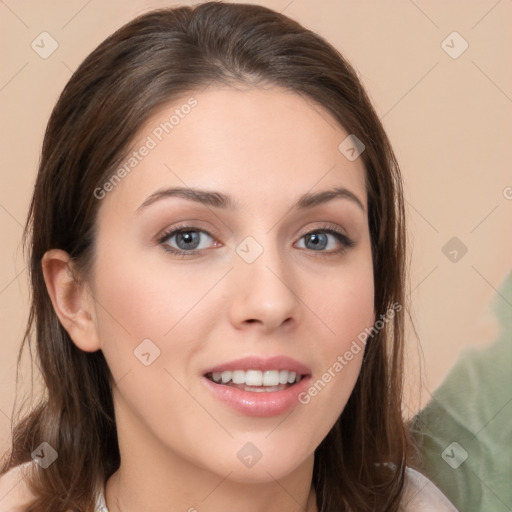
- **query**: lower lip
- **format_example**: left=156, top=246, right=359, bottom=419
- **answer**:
left=202, top=375, right=311, bottom=417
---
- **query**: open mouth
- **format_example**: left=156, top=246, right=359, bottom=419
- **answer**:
left=204, top=369, right=307, bottom=393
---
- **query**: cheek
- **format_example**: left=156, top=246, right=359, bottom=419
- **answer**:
left=309, top=254, right=375, bottom=351
left=90, top=246, right=215, bottom=379
left=90, top=253, right=221, bottom=453
left=320, top=277, right=374, bottom=337
left=296, top=256, right=374, bottom=421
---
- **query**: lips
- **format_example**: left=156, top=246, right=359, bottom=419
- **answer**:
left=201, top=355, right=312, bottom=416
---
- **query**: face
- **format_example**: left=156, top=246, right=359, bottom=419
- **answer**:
left=87, top=85, right=375, bottom=483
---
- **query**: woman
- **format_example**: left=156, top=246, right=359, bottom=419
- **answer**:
left=0, top=3, right=457, bottom=511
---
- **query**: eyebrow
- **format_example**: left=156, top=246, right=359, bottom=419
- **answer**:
left=136, top=185, right=365, bottom=214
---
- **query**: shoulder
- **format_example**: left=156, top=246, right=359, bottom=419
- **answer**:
left=95, top=486, right=109, bottom=512
left=0, top=461, right=37, bottom=512
left=399, top=466, right=458, bottom=511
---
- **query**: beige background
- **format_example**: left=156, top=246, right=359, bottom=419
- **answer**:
left=1, top=0, right=511, bottom=448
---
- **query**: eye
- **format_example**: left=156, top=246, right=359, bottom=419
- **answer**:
left=158, top=225, right=218, bottom=257
left=157, top=223, right=355, bottom=258
left=295, top=226, right=355, bottom=256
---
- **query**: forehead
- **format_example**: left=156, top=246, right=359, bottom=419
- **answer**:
left=99, top=85, right=368, bottom=216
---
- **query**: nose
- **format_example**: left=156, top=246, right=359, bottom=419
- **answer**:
left=228, top=240, right=301, bottom=333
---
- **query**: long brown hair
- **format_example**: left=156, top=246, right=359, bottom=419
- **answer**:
left=2, top=2, right=412, bottom=510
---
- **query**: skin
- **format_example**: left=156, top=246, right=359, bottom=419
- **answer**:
left=42, top=85, right=375, bottom=512
left=0, top=462, right=37, bottom=512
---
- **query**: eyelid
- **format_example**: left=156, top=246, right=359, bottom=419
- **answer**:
left=156, top=221, right=219, bottom=243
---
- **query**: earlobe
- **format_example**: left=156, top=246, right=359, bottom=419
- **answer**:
left=41, top=249, right=101, bottom=352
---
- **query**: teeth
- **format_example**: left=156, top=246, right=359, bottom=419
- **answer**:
left=263, top=370, right=279, bottom=386
left=232, top=370, right=246, bottom=384
left=278, top=370, right=289, bottom=385
left=209, top=369, right=302, bottom=386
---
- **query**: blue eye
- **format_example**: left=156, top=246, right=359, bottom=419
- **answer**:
left=158, top=224, right=354, bottom=258
left=296, top=228, right=355, bottom=255
left=159, top=226, right=216, bottom=256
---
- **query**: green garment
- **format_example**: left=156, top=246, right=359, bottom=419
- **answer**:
left=410, top=271, right=512, bottom=511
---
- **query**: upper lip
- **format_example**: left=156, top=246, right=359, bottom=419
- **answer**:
left=203, top=355, right=312, bottom=376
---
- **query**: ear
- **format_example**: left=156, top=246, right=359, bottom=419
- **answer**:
left=41, top=249, right=101, bottom=352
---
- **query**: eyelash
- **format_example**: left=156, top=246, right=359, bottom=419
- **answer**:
left=157, top=223, right=355, bottom=259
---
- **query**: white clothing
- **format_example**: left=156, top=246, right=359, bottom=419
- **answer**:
left=95, top=466, right=458, bottom=511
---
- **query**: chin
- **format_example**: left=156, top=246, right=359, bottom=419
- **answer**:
left=204, top=444, right=313, bottom=485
